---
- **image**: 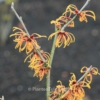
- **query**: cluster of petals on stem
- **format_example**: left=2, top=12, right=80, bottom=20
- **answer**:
left=48, top=31, right=75, bottom=48
left=65, top=4, right=96, bottom=22
left=50, top=12, right=74, bottom=30
left=48, top=4, right=96, bottom=48
left=10, top=27, right=46, bottom=54
left=48, top=4, right=75, bottom=48
left=49, top=81, right=67, bottom=100
left=49, top=66, right=100, bottom=100
left=80, top=66, right=100, bottom=84
left=24, top=50, right=51, bottom=81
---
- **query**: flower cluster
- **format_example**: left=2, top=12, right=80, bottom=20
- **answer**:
left=50, top=81, right=67, bottom=100
left=81, top=66, right=100, bottom=84
left=48, top=4, right=96, bottom=48
left=49, top=66, right=100, bottom=100
left=65, top=4, right=96, bottom=22
left=10, top=27, right=50, bottom=81
left=24, top=50, right=51, bottom=81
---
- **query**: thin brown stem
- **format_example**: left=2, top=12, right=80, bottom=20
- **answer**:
left=46, top=26, right=58, bottom=100
left=11, top=2, right=30, bottom=36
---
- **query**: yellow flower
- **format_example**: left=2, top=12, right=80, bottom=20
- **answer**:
left=56, top=80, right=66, bottom=94
left=29, top=59, right=50, bottom=81
left=10, top=27, right=46, bottom=54
left=48, top=31, right=75, bottom=48
left=33, top=64, right=50, bottom=81
left=65, top=4, right=96, bottom=22
left=58, top=15, right=74, bottom=27
left=78, top=10, right=96, bottom=22
left=65, top=4, right=78, bottom=14
left=24, top=51, right=40, bottom=63
left=10, top=27, right=27, bottom=51
left=81, top=66, right=100, bottom=84
left=24, top=50, right=50, bottom=81
left=51, top=14, right=74, bottom=30
left=69, top=73, right=91, bottom=88
left=51, top=20, right=62, bottom=30
left=50, top=80, right=66, bottom=100
left=69, top=73, right=91, bottom=100
left=60, top=91, right=74, bottom=100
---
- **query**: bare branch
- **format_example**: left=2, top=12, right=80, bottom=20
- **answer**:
left=11, top=2, right=30, bottom=36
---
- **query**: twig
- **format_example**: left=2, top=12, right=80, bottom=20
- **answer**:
left=11, top=2, right=30, bottom=36
left=61, top=0, right=91, bottom=31
left=79, top=0, right=90, bottom=12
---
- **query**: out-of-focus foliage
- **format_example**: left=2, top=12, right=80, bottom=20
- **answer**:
left=0, top=0, right=18, bottom=45
left=5, top=0, right=17, bottom=5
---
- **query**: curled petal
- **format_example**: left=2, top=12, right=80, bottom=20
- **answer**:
left=66, top=4, right=78, bottom=14
left=80, top=66, right=88, bottom=73
left=51, top=20, right=56, bottom=24
left=48, top=31, right=58, bottom=40
left=24, top=53, right=33, bottom=62
left=70, top=73, right=76, bottom=80
left=9, top=32, right=23, bottom=37
left=13, top=27, right=24, bottom=32
left=82, top=80, right=91, bottom=89
left=57, top=80, right=63, bottom=86
left=84, top=10, right=96, bottom=21
left=33, top=33, right=47, bottom=38
left=91, top=67, right=100, bottom=75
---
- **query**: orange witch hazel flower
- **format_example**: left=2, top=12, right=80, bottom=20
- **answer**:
left=80, top=66, right=100, bottom=84
left=33, top=64, right=51, bottom=81
left=24, top=50, right=51, bottom=81
left=10, top=27, right=46, bottom=54
left=60, top=91, right=74, bottom=100
left=68, top=73, right=91, bottom=100
left=58, top=15, right=74, bottom=27
left=50, top=6, right=75, bottom=30
left=51, top=15, right=74, bottom=30
left=49, top=80, right=66, bottom=100
left=66, top=4, right=96, bottom=22
left=48, top=31, right=75, bottom=48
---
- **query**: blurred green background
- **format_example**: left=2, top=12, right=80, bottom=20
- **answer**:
left=0, top=0, right=100, bottom=100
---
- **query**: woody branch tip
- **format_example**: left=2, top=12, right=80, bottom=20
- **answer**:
left=11, top=2, right=30, bottom=36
